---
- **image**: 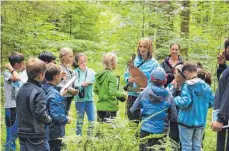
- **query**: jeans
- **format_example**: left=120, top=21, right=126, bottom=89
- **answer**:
left=75, top=101, right=95, bottom=136
left=178, top=125, right=204, bottom=151
left=19, top=137, right=50, bottom=151
left=4, top=108, right=18, bottom=151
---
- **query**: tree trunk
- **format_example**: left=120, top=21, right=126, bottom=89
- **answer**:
left=180, top=0, right=190, bottom=59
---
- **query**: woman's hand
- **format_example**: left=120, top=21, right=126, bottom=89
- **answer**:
left=128, top=77, right=135, bottom=83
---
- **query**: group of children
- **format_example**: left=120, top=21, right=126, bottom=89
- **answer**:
left=3, top=48, right=126, bottom=151
left=3, top=38, right=215, bottom=151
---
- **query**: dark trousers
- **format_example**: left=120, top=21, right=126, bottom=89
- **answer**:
left=140, top=131, right=165, bottom=151
left=169, top=122, right=180, bottom=151
left=126, top=95, right=140, bottom=124
left=97, top=111, right=117, bottom=123
left=19, top=137, right=50, bottom=151
left=217, top=129, right=229, bottom=151
left=49, top=139, right=62, bottom=151
left=64, top=97, right=73, bottom=115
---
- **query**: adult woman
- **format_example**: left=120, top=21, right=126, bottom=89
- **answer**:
left=161, top=43, right=183, bottom=87
left=124, top=38, right=160, bottom=123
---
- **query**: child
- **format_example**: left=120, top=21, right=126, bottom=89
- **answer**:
left=174, top=61, right=214, bottom=151
left=130, top=67, right=177, bottom=151
left=94, top=52, right=126, bottom=122
left=42, top=64, right=71, bottom=151
left=58, top=48, right=78, bottom=115
left=167, top=64, right=186, bottom=150
left=16, top=57, right=52, bottom=151
left=73, top=53, right=96, bottom=136
left=3, top=52, right=26, bottom=151
left=124, top=38, right=160, bottom=123
left=38, top=51, right=56, bottom=64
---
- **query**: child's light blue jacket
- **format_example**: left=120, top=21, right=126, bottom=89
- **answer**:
left=74, top=67, right=95, bottom=102
left=174, top=78, right=214, bottom=127
left=124, top=55, right=159, bottom=96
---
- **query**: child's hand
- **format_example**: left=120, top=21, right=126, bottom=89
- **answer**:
left=81, top=82, right=88, bottom=87
left=60, top=88, right=68, bottom=96
left=67, top=116, right=72, bottom=124
left=128, top=77, right=135, bottom=83
left=5, top=63, right=14, bottom=71
left=68, top=87, right=78, bottom=95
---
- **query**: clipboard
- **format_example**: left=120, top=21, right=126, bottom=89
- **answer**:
left=60, top=75, right=77, bottom=94
left=212, top=109, right=229, bottom=128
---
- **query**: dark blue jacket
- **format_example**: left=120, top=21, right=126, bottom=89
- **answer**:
left=215, top=66, right=229, bottom=124
left=16, top=79, right=52, bottom=138
left=42, top=83, right=68, bottom=141
left=130, top=84, right=177, bottom=134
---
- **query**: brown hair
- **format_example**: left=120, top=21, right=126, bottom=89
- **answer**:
left=45, top=63, right=61, bottom=81
left=170, top=43, right=181, bottom=49
left=197, top=68, right=212, bottom=85
left=73, top=53, right=87, bottom=68
left=26, top=57, right=46, bottom=80
left=182, top=61, right=197, bottom=73
left=137, top=38, right=153, bottom=59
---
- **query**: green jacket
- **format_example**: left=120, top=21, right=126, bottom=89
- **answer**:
left=94, top=70, right=125, bottom=111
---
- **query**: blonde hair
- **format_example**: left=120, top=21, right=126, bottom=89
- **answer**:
left=102, top=52, right=117, bottom=70
left=59, top=47, right=73, bottom=62
left=137, top=38, right=153, bottom=59
left=26, top=57, right=46, bottom=79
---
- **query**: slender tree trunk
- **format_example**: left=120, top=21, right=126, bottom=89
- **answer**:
left=180, top=0, right=190, bottom=59
left=142, top=2, right=145, bottom=38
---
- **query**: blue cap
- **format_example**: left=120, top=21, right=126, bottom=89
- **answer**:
left=150, top=67, right=166, bottom=81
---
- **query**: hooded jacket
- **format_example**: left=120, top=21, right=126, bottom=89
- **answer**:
left=130, top=84, right=177, bottom=134
left=42, top=83, right=68, bottom=141
left=124, top=56, right=160, bottom=96
left=160, top=56, right=183, bottom=87
left=174, top=78, right=214, bottom=127
left=94, top=70, right=126, bottom=111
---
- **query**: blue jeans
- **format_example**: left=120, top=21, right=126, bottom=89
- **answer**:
left=178, top=125, right=204, bottom=151
left=75, top=101, right=95, bottom=136
left=19, top=137, right=50, bottom=151
left=4, top=108, right=18, bottom=151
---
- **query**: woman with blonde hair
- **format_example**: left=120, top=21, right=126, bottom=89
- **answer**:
left=124, top=38, right=160, bottom=123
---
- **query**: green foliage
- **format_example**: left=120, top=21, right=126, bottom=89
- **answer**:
left=1, top=1, right=229, bottom=150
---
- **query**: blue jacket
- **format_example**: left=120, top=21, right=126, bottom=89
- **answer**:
left=130, top=84, right=177, bottom=134
left=124, top=56, right=159, bottom=96
left=73, top=67, right=96, bottom=102
left=174, top=78, right=214, bottom=127
left=42, top=83, right=68, bottom=141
